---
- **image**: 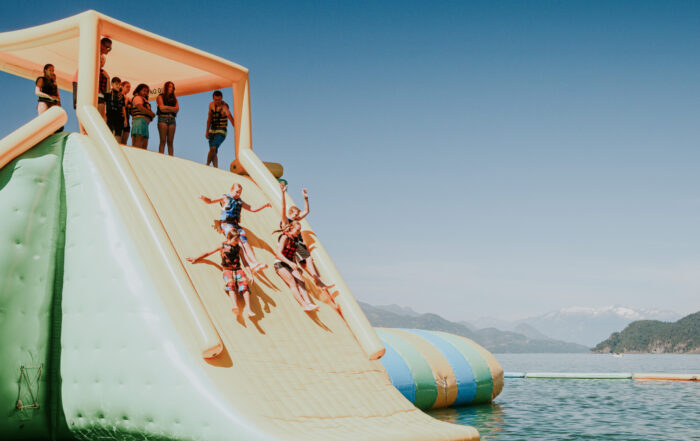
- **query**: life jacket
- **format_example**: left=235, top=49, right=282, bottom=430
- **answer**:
left=220, top=195, right=242, bottom=223
left=280, top=233, right=298, bottom=260
left=106, top=91, right=124, bottom=118
left=221, top=242, right=241, bottom=270
left=132, top=96, right=152, bottom=119
left=157, top=93, right=178, bottom=117
left=36, top=76, right=58, bottom=103
left=280, top=218, right=306, bottom=248
left=209, top=103, right=228, bottom=135
left=125, top=98, right=133, bottom=121
left=98, top=70, right=109, bottom=97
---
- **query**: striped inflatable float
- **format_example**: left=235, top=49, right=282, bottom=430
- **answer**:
left=376, top=328, right=504, bottom=409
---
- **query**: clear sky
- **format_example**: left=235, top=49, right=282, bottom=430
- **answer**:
left=2, top=1, right=700, bottom=321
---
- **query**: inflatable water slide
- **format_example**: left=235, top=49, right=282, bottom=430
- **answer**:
left=0, top=11, right=496, bottom=441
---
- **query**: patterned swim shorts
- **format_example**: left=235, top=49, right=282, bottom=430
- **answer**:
left=223, top=268, right=248, bottom=293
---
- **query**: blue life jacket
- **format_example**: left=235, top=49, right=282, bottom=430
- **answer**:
left=220, top=194, right=243, bottom=223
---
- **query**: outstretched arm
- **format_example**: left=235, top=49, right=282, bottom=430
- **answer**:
left=199, top=195, right=225, bottom=204
left=242, top=201, right=271, bottom=212
left=297, top=188, right=310, bottom=220
left=186, top=246, right=221, bottom=263
left=280, top=182, right=289, bottom=226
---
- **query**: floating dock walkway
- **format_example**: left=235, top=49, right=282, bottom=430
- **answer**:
left=504, top=372, right=699, bottom=381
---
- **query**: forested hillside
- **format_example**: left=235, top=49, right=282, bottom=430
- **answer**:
left=592, top=312, right=700, bottom=353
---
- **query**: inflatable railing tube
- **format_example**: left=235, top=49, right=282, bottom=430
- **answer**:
left=238, top=148, right=386, bottom=360
left=0, top=106, right=67, bottom=169
left=77, top=105, right=224, bottom=359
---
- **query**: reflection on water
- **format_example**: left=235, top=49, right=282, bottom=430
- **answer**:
left=427, top=354, right=700, bottom=441
left=430, top=402, right=505, bottom=439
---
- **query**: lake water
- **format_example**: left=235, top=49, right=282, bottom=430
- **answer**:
left=428, top=354, right=700, bottom=440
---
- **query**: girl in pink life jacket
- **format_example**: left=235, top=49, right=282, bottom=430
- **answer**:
left=273, top=221, right=319, bottom=312
left=279, top=182, right=335, bottom=297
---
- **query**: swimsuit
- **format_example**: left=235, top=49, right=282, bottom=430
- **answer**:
left=131, top=97, right=152, bottom=138
left=36, top=76, right=59, bottom=105
left=219, top=195, right=248, bottom=243
left=221, top=242, right=248, bottom=293
left=208, top=104, right=228, bottom=151
left=274, top=233, right=300, bottom=272
left=97, top=69, right=108, bottom=104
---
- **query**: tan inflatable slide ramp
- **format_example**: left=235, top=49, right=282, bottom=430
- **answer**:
left=123, top=147, right=478, bottom=441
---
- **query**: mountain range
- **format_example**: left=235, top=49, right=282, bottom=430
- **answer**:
left=360, top=302, right=589, bottom=353
left=465, top=306, right=682, bottom=347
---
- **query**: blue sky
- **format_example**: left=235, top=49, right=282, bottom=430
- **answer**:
left=2, top=1, right=700, bottom=321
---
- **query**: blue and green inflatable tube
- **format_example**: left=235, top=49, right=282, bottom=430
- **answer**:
left=376, top=328, right=504, bottom=409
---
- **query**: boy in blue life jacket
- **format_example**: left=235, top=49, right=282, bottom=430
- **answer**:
left=200, top=183, right=270, bottom=273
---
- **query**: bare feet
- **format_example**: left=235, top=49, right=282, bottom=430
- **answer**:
left=303, top=303, right=319, bottom=312
left=251, top=263, right=267, bottom=274
left=315, top=278, right=335, bottom=290
left=245, top=308, right=256, bottom=318
left=232, top=307, right=240, bottom=315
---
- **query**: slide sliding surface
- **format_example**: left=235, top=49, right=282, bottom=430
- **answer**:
left=120, top=147, right=479, bottom=440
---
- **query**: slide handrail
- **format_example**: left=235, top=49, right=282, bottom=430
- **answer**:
left=238, top=149, right=386, bottom=360
left=0, top=107, right=67, bottom=170
left=77, top=105, right=224, bottom=359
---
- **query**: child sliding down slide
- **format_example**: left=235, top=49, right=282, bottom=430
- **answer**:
left=279, top=182, right=336, bottom=301
left=274, top=221, right=319, bottom=312
left=200, top=183, right=270, bottom=273
left=187, top=229, right=256, bottom=318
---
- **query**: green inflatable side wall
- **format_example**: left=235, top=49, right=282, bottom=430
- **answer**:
left=0, top=133, right=73, bottom=440
left=1, top=133, right=276, bottom=441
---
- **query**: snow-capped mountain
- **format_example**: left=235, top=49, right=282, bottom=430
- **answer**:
left=519, top=306, right=682, bottom=347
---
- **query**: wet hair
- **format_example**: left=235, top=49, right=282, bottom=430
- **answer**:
left=133, top=83, right=149, bottom=98
left=213, top=90, right=223, bottom=98
left=273, top=221, right=300, bottom=236
left=111, top=76, right=121, bottom=84
left=43, top=64, right=53, bottom=75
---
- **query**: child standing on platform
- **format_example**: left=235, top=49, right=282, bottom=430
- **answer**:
left=105, top=77, right=126, bottom=142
